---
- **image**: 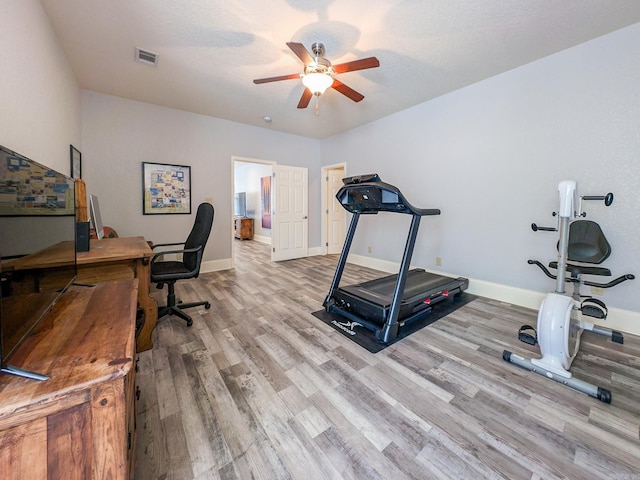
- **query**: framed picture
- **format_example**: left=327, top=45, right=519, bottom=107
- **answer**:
left=142, top=162, right=191, bottom=215
left=261, top=175, right=271, bottom=229
left=0, top=149, right=75, bottom=216
left=70, top=145, right=81, bottom=179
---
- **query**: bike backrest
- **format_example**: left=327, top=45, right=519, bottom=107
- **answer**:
left=565, top=220, right=611, bottom=264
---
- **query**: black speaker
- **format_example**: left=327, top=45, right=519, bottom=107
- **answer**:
left=76, top=221, right=90, bottom=252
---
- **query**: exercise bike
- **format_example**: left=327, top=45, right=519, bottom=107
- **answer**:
left=503, top=180, right=634, bottom=403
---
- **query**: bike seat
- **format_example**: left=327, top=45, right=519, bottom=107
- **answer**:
left=548, top=261, right=611, bottom=277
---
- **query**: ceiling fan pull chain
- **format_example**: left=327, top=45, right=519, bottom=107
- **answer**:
left=315, top=96, right=320, bottom=116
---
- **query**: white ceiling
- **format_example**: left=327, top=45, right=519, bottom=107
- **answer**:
left=40, top=0, right=640, bottom=139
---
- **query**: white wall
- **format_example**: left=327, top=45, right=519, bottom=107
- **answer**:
left=323, top=23, right=640, bottom=315
left=0, top=0, right=80, bottom=173
left=81, top=91, right=321, bottom=265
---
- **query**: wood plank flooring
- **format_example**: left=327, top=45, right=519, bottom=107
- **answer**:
left=135, top=240, right=640, bottom=479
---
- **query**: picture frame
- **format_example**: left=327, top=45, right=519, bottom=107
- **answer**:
left=261, top=175, right=271, bottom=229
left=70, top=145, right=81, bottom=179
left=142, top=162, right=191, bottom=215
left=0, top=148, right=75, bottom=216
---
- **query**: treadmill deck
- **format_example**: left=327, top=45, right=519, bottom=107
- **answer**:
left=333, top=269, right=468, bottom=325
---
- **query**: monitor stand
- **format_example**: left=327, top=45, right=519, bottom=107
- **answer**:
left=1, top=364, right=49, bottom=381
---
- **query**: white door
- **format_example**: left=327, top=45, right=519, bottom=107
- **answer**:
left=326, top=168, right=346, bottom=254
left=271, top=165, right=308, bottom=261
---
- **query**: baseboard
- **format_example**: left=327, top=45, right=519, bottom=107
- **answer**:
left=348, top=254, right=398, bottom=274
left=347, top=254, right=640, bottom=337
left=463, top=277, right=545, bottom=310
left=253, top=234, right=271, bottom=244
left=601, top=307, right=640, bottom=337
left=200, top=258, right=232, bottom=273
left=308, top=246, right=325, bottom=257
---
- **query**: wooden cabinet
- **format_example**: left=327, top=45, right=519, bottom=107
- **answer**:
left=0, top=279, right=138, bottom=479
left=234, top=216, right=254, bottom=240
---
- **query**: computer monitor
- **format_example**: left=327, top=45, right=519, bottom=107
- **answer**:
left=89, top=194, right=104, bottom=240
left=0, top=144, right=77, bottom=380
left=234, top=192, right=247, bottom=217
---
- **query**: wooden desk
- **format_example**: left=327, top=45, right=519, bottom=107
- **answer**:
left=6, top=237, right=158, bottom=352
left=0, top=280, right=138, bottom=479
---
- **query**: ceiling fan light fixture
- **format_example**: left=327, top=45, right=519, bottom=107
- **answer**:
left=253, top=42, right=379, bottom=109
left=302, top=72, right=333, bottom=95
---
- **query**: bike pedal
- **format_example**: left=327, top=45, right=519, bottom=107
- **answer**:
left=518, top=324, right=538, bottom=345
left=581, top=305, right=606, bottom=319
left=581, top=297, right=608, bottom=320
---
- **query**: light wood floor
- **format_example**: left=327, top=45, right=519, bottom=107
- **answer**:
left=135, top=240, right=640, bottom=479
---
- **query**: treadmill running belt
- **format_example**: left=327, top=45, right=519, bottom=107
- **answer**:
left=340, top=269, right=463, bottom=307
left=331, top=268, right=469, bottom=329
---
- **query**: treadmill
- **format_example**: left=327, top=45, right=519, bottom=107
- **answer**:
left=323, top=174, right=468, bottom=343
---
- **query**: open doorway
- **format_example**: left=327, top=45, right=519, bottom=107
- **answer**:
left=231, top=156, right=275, bottom=267
left=232, top=156, right=310, bottom=265
left=321, top=163, right=347, bottom=255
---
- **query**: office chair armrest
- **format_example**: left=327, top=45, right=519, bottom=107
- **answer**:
left=151, top=242, right=187, bottom=263
left=151, top=244, right=203, bottom=266
left=152, top=241, right=186, bottom=250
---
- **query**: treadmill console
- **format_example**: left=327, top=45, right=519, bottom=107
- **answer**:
left=342, top=173, right=380, bottom=185
left=338, top=186, right=394, bottom=214
left=336, top=174, right=439, bottom=216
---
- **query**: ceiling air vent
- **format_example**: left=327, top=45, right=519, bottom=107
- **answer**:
left=135, top=47, right=158, bottom=66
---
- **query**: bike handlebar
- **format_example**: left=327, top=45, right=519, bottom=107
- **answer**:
left=582, top=192, right=613, bottom=206
left=528, top=260, right=635, bottom=288
left=531, top=223, right=556, bottom=232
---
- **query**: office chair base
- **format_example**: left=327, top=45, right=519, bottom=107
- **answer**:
left=157, top=301, right=211, bottom=327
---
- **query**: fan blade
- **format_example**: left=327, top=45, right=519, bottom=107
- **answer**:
left=297, top=88, right=313, bottom=109
left=332, top=57, right=380, bottom=74
left=253, top=73, right=300, bottom=84
left=331, top=80, right=364, bottom=102
left=287, top=42, right=313, bottom=64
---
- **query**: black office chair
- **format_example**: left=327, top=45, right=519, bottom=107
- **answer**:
left=151, top=202, right=214, bottom=326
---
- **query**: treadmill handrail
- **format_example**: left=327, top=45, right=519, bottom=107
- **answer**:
left=336, top=176, right=440, bottom=216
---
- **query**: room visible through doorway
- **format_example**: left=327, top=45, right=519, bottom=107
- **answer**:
left=232, top=156, right=275, bottom=267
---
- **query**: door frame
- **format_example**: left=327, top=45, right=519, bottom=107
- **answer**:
left=231, top=155, right=276, bottom=268
left=321, top=162, right=347, bottom=255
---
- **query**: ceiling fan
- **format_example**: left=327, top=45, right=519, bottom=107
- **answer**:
left=253, top=42, right=380, bottom=109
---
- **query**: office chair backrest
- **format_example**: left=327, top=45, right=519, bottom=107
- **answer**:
left=566, top=220, right=611, bottom=264
left=184, top=202, right=214, bottom=274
